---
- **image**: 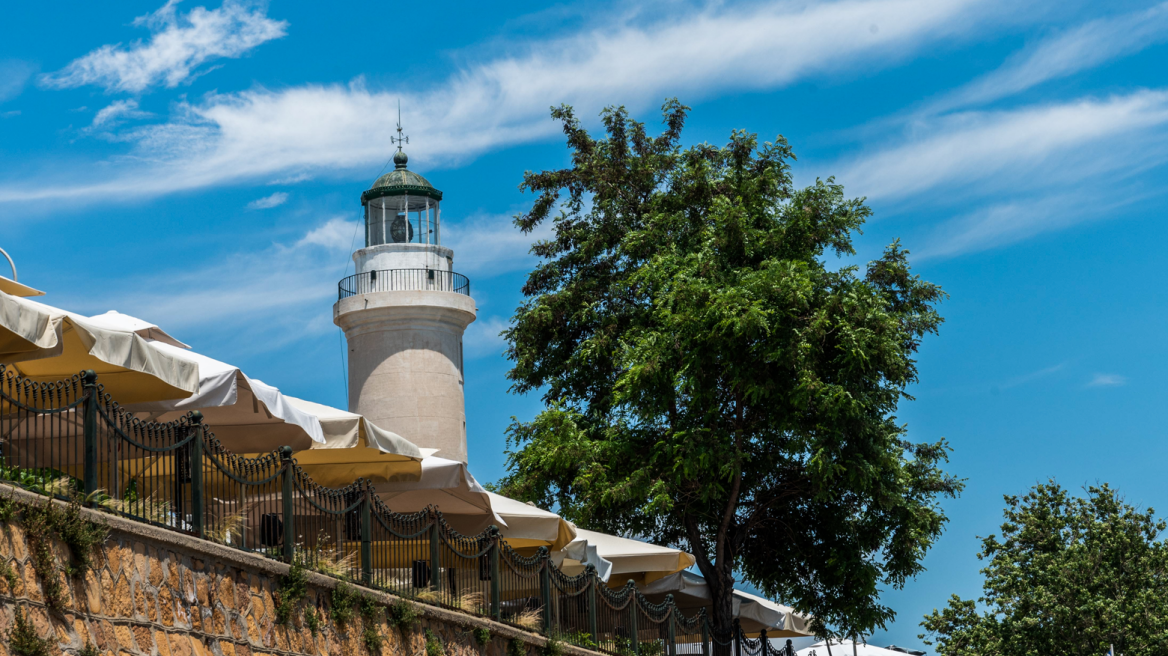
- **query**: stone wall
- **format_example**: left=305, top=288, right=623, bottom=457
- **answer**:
left=0, top=485, right=591, bottom=656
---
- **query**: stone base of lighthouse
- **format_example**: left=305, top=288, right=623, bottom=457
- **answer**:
left=334, top=289, right=476, bottom=463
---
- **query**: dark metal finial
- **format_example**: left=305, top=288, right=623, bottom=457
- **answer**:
left=391, top=99, right=409, bottom=153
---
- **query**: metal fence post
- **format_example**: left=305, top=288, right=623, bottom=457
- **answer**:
left=280, top=446, right=294, bottom=563
left=189, top=411, right=204, bottom=539
left=538, top=546, right=551, bottom=633
left=489, top=526, right=501, bottom=621
left=430, top=511, right=442, bottom=594
left=759, top=630, right=769, bottom=656
left=360, top=483, right=372, bottom=585
left=701, top=614, right=709, bottom=656
left=586, top=564, right=598, bottom=643
left=666, top=595, right=678, bottom=656
left=733, top=619, right=742, bottom=656
left=628, top=581, right=640, bottom=656
left=81, top=370, right=98, bottom=499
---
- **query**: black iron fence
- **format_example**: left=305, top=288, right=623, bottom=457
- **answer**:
left=0, top=365, right=793, bottom=655
left=338, top=269, right=470, bottom=300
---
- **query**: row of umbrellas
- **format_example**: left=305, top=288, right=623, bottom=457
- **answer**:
left=0, top=277, right=812, bottom=639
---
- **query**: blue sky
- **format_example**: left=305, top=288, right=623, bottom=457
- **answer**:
left=3, top=0, right=1168, bottom=650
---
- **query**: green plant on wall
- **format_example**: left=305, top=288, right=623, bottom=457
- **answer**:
left=473, top=626, right=491, bottom=647
left=330, top=582, right=360, bottom=627
left=304, top=606, right=320, bottom=637
left=508, top=637, right=526, bottom=656
left=425, top=629, right=444, bottom=656
left=8, top=606, right=51, bottom=656
left=20, top=495, right=108, bottom=610
left=275, top=562, right=308, bottom=626
left=388, top=598, right=419, bottom=631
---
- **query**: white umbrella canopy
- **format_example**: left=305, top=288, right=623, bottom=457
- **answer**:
left=572, top=528, right=696, bottom=586
left=639, top=571, right=814, bottom=638
left=796, top=640, right=923, bottom=656
left=372, top=457, right=508, bottom=533
left=284, top=396, right=431, bottom=485
left=0, top=293, right=198, bottom=403
left=126, top=341, right=324, bottom=453
left=487, top=492, right=577, bottom=551
left=552, top=531, right=614, bottom=582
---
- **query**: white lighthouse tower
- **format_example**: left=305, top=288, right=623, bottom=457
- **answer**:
left=334, top=126, right=476, bottom=463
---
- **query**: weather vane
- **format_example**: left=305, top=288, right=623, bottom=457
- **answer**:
left=391, top=99, right=409, bottom=152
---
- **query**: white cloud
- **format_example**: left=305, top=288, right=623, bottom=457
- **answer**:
left=0, top=60, right=34, bottom=103
left=2, top=0, right=987, bottom=205
left=928, top=3, right=1168, bottom=113
left=840, top=91, right=1168, bottom=202
left=246, top=191, right=288, bottom=209
left=1087, top=373, right=1126, bottom=387
left=464, top=316, right=510, bottom=359
left=1000, top=362, right=1065, bottom=390
left=442, top=213, right=553, bottom=278
left=40, top=0, right=287, bottom=94
left=91, top=99, right=151, bottom=128
left=296, top=216, right=359, bottom=251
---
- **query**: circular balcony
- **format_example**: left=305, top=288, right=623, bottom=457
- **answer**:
left=338, top=269, right=470, bottom=300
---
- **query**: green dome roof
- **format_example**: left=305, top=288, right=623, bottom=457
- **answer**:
left=362, top=151, right=443, bottom=204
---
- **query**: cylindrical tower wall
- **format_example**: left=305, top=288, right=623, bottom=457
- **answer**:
left=334, top=290, right=475, bottom=463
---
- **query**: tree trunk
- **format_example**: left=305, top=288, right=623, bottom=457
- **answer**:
left=706, top=567, right=736, bottom=656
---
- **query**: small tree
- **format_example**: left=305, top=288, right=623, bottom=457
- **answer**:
left=498, top=99, right=961, bottom=643
left=922, top=481, right=1168, bottom=655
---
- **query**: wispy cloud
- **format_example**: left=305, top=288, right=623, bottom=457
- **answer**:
left=296, top=216, right=358, bottom=251
left=464, top=316, right=509, bottom=359
left=443, top=213, right=553, bottom=278
left=246, top=191, right=288, bottom=209
left=841, top=91, right=1168, bottom=203
left=1087, top=373, right=1127, bottom=387
left=40, top=0, right=287, bottom=94
left=928, top=3, right=1168, bottom=114
left=1000, top=362, right=1066, bottom=390
left=91, top=99, right=152, bottom=129
left=3, top=0, right=987, bottom=206
left=0, top=59, right=35, bottom=103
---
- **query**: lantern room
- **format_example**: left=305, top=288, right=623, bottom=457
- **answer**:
left=361, top=150, right=443, bottom=247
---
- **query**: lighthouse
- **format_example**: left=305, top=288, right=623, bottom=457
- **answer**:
left=334, top=125, right=476, bottom=463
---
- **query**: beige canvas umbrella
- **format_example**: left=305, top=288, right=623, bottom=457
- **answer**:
left=284, top=396, right=430, bottom=485
left=488, top=492, right=577, bottom=551
left=0, top=277, right=44, bottom=298
left=640, top=571, right=814, bottom=638
left=127, top=341, right=324, bottom=453
left=0, top=293, right=198, bottom=403
left=571, top=528, right=695, bottom=586
left=372, top=457, right=507, bottom=534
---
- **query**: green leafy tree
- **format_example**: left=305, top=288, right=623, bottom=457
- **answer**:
left=922, top=482, right=1168, bottom=655
left=497, top=99, right=962, bottom=643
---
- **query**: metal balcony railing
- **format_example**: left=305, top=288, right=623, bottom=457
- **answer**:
left=338, top=268, right=470, bottom=300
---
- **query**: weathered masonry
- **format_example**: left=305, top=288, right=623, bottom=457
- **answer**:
left=0, top=484, right=591, bottom=656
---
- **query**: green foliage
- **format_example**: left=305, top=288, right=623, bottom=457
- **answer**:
left=330, top=582, right=360, bottom=627
left=363, top=626, right=383, bottom=653
left=21, top=495, right=109, bottom=609
left=275, top=562, right=308, bottom=626
left=560, top=631, right=597, bottom=651
left=425, top=629, right=444, bottom=656
left=541, top=633, right=565, bottom=656
left=921, top=481, right=1168, bottom=655
left=78, top=643, right=100, bottom=656
left=0, top=557, right=18, bottom=591
left=360, top=594, right=381, bottom=622
left=304, top=606, right=320, bottom=637
left=388, top=599, right=420, bottom=631
left=472, top=626, right=491, bottom=647
left=498, top=99, right=961, bottom=640
left=0, top=461, right=77, bottom=498
left=508, top=637, right=527, bottom=656
left=7, top=606, right=50, bottom=656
